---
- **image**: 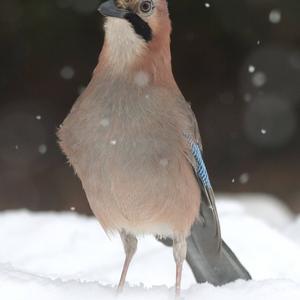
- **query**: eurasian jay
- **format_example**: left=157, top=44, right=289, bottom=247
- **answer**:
left=58, top=0, right=251, bottom=296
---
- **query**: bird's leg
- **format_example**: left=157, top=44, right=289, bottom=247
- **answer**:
left=173, top=236, right=187, bottom=297
left=118, top=230, right=138, bottom=292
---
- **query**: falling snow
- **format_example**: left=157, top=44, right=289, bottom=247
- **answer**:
left=261, top=129, right=267, bottom=135
left=269, top=9, right=282, bottom=24
left=134, top=71, right=150, bottom=87
left=60, top=66, right=75, bottom=80
left=239, top=173, right=250, bottom=184
left=100, top=118, right=110, bottom=127
left=248, top=65, right=256, bottom=73
left=252, top=72, right=267, bottom=87
left=38, top=144, right=47, bottom=154
left=159, top=159, right=169, bottom=167
left=243, top=94, right=252, bottom=103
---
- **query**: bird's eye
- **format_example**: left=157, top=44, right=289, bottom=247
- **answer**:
left=139, top=0, right=154, bottom=15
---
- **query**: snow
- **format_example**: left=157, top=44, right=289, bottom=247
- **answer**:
left=248, top=65, right=256, bottom=73
left=100, top=118, right=110, bottom=127
left=134, top=71, right=150, bottom=87
left=60, top=66, right=75, bottom=80
left=261, top=129, right=267, bottom=135
left=38, top=144, right=47, bottom=154
left=0, top=194, right=300, bottom=299
left=252, top=71, right=267, bottom=87
left=238, top=173, right=249, bottom=184
left=269, top=9, right=282, bottom=24
left=160, top=158, right=169, bottom=167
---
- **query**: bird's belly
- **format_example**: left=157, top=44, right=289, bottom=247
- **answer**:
left=59, top=99, right=200, bottom=237
left=79, top=136, right=201, bottom=237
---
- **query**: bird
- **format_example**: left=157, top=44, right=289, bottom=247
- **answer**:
left=58, top=0, right=251, bottom=296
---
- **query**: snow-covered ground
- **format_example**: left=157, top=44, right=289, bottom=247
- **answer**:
left=0, top=194, right=300, bottom=299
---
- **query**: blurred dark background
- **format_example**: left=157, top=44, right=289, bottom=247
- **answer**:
left=0, top=0, right=299, bottom=214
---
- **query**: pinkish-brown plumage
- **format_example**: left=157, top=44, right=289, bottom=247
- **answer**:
left=58, top=0, right=202, bottom=294
left=59, top=0, right=200, bottom=238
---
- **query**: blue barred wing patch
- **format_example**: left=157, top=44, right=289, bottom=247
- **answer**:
left=184, top=133, right=212, bottom=188
left=191, top=142, right=212, bottom=188
left=185, top=133, right=221, bottom=243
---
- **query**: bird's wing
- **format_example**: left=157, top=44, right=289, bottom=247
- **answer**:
left=184, top=133, right=221, bottom=248
left=180, top=132, right=251, bottom=285
left=158, top=101, right=251, bottom=284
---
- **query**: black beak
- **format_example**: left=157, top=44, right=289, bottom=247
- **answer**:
left=98, top=0, right=129, bottom=19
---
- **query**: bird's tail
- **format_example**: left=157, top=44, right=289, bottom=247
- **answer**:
left=186, top=197, right=251, bottom=285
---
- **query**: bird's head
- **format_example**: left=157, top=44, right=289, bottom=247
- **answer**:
left=99, top=0, right=160, bottom=43
left=97, top=0, right=173, bottom=83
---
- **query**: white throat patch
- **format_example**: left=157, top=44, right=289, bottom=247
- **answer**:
left=104, top=18, right=147, bottom=74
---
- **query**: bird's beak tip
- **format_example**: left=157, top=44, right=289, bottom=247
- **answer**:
left=98, top=0, right=128, bottom=18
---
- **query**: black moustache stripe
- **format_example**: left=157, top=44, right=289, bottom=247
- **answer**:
left=124, top=13, right=152, bottom=42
